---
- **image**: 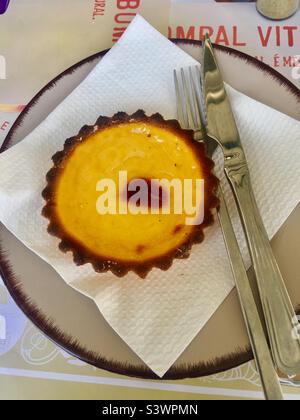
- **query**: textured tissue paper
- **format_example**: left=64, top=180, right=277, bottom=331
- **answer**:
left=0, top=16, right=300, bottom=377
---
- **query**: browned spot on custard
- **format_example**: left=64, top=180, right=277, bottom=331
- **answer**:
left=136, top=245, right=146, bottom=254
left=173, top=225, right=184, bottom=235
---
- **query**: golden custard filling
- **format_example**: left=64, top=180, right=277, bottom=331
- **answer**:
left=43, top=111, right=219, bottom=277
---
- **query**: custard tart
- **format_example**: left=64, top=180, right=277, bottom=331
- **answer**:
left=42, top=111, right=219, bottom=278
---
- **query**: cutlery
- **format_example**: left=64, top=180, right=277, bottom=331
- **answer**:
left=202, top=34, right=300, bottom=377
left=174, top=65, right=283, bottom=400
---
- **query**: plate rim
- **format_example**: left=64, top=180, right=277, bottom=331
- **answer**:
left=1, top=40, right=299, bottom=380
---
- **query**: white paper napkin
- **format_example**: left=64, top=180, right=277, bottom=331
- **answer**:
left=0, top=16, right=300, bottom=377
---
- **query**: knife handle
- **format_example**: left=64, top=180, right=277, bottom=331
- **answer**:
left=217, top=187, right=283, bottom=400
left=226, top=167, right=300, bottom=377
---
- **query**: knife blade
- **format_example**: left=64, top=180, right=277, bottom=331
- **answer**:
left=202, top=35, right=247, bottom=175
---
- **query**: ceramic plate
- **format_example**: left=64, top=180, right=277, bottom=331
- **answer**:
left=1, top=40, right=300, bottom=380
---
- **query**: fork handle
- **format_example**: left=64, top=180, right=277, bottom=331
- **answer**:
left=226, top=167, right=300, bottom=377
left=217, top=187, right=283, bottom=400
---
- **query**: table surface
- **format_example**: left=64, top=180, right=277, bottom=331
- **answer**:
left=0, top=0, right=299, bottom=400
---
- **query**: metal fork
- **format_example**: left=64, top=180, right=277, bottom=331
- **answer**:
left=174, top=66, right=283, bottom=401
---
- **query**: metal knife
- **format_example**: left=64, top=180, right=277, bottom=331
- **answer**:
left=202, top=34, right=300, bottom=377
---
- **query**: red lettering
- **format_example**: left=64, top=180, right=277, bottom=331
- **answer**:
left=112, top=27, right=127, bottom=42
left=215, top=26, right=230, bottom=46
left=276, top=26, right=281, bottom=47
left=232, top=26, right=246, bottom=46
left=199, top=26, right=213, bottom=40
left=283, top=26, right=297, bottom=47
left=258, top=26, right=272, bottom=47
left=115, top=13, right=135, bottom=24
left=0, top=121, right=9, bottom=131
left=283, top=56, right=293, bottom=67
left=176, top=26, right=195, bottom=40
left=92, top=0, right=106, bottom=19
left=117, top=0, right=140, bottom=10
left=273, top=54, right=280, bottom=67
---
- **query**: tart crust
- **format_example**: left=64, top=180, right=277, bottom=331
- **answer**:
left=42, top=111, right=219, bottom=278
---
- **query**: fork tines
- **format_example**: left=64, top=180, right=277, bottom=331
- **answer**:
left=173, top=66, right=204, bottom=134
